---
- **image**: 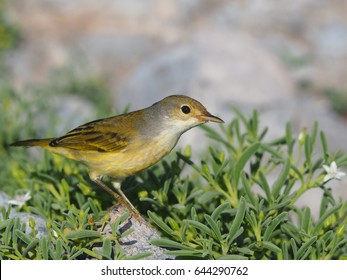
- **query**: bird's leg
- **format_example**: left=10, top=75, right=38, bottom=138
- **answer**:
left=91, top=177, right=142, bottom=221
left=111, top=181, right=141, bottom=220
left=92, top=178, right=122, bottom=201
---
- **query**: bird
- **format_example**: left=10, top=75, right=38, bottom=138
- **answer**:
left=11, top=95, right=224, bottom=218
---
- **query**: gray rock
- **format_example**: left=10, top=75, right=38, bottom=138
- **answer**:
left=116, top=28, right=295, bottom=151
left=0, top=192, right=48, bottom=238
left=100, top=205, right=172, bottom=260
left=117, top=29, right=295, bottom=110
left=32, top=94, right=97, bottom=136
left=74, top=34, right=162, bottom=84
left=9, top=212, right=48, bottom=239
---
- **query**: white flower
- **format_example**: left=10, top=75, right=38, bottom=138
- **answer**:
left=322, top=161, right=346, bottom=182
left=8, top=191, right=31, bottom=208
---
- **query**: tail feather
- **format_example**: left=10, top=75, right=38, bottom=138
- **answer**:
left=10, top=138, right=53, bottom=148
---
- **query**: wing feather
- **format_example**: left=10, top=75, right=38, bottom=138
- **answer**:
left=49, top=118, right=129, bottom=152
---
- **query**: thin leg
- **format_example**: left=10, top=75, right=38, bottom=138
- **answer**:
left=92, top=178, right=142, bottom=221
left=112, top=181, right=141, bottom=219
left=92, top=178, right=122, bottom=200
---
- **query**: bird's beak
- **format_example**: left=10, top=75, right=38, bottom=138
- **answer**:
left=199, top=112, right=224, bottom=123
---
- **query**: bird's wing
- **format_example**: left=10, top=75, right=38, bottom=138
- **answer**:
left=49, top=117, right=129, bottom=152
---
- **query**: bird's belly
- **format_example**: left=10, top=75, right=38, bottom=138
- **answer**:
left=83, top=140, right=175, bottom=178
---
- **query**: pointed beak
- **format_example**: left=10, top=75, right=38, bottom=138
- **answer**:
left=199, top=112, right=224, bottom=123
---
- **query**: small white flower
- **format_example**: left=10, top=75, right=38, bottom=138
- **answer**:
left=322, top=161, right=346, bottom=182
left=8, top=191, right=32, bottom=208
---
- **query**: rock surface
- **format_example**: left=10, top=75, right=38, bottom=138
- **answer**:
left=100, top=205, right=172, bottom=260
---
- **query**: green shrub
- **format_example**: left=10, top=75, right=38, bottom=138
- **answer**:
left=148, top=110, right=347, bottom=260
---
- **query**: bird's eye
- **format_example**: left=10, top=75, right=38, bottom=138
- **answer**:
left=181, top=105, right=191, bottom=114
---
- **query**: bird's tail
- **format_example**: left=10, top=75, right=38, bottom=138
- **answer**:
left=10, top=138, right=53, bottom=148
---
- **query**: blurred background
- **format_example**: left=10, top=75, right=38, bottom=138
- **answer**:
left=1, top=0, right=347, bottom=212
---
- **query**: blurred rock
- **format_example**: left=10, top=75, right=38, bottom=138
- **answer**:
left=214, top=0, right=347, bottom=88
left=117, top=29, right=295, bottom=109
left=9, top=212, right=48, bottom=239
left=74, top=34, right=162, bottom=81
left=116, top=28, right=295, bottom=150
left=0, top=191, right=47, bottom=238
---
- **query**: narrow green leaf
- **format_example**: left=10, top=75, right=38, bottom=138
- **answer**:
left=165, top=250, right=203, bottom=258
left=23, top=239, right=39, bottom=257
left=11, top=218, right=20, bottom=248
left=197, top=190, right=221, bottom=204
left=202, top=125, right=233, bottom=150
left=241, top=172, right=256, bottom=206
left=3, top=218, right=15, bottom=246
left=281, top=241, right=289, bottom=260
left=304, top=134, right=312, bottom=168
left=267, top=136, right=286, bottom=146
left=301, top=207, right=311, bottom=234
left=310, top=121, right=318, bottom=147
left=262, top=241, right=281, bottom=254
left=39, top=237, right=49, bottom=260
left=237, top=247, right=254, bottom=256
left=320, top=131, right=329, bottom=162
left=147, top=211, right=174, bottom=235
left=311, top=158, right=324, bottom=173
left=228, top=227, right=244, bottom=245
left=290, top=164, right=304, bottom=182
left=88, top=197, right=99, bottom=216
left=186, top=220, right=213, bottom=237
left=15, top=229, right=33, bottom=245
left=204, top=214, right=222, bottom=242
left=53, top=238, right=63, bottom=260
left=65, top=230, right=101, bottom=239
left=285, top=123, right=294, bottom=155
left=233, top=142, right=261, bottom=187
left=321, top=231, right=333, bottom=248
left=263, top=212, right=288, bottom=241
left=217, top=255, right=248, bottom=260
left=228, top=197, right=246, bottom=245
left=127, top=252, right=152, bottom=260
left=267, top=197, right=292, bottom=211
left=290, top=238, right=298, bottom=260
left=260, top=144, right=283, bottom=159
left=259, top=127, right=268, bottom=141
left=336, top=154, right=347, bottom=167
left=209, top=146, right=223, bottom=165
left=150, top=238, right=194, bottom=251
left=201, top=161, right=211, bottom=178
left=190, top=207, right=198, bottom=221
left=297, top=236, right=317, bottom=260
left=120, top=228, right=134, bottom=238
left=211, top=202, right=230, bottom=221
left=112, top=211, right=130, bottom=232
left=281, top=224, right=301, bottom=244
left=313, top=204, right=342, bottom=233
left=69, top=249, right=84, bottom=260
left=232, top=106, right=249, bottom=128
left=102, top=238, right=112, bottom=259
left=272, top=159, right=291, bottom=198
left=82, top=248, right=100, bottom=259
left=0, top=219, right=11, bottom=231
left=258, top=171, right=273, bottom=204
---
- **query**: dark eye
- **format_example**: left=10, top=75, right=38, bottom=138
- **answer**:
left=181, top=105, right=191, bottom=114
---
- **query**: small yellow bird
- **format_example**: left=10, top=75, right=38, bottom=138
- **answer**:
left=11, top=95, right=223, bottom=217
